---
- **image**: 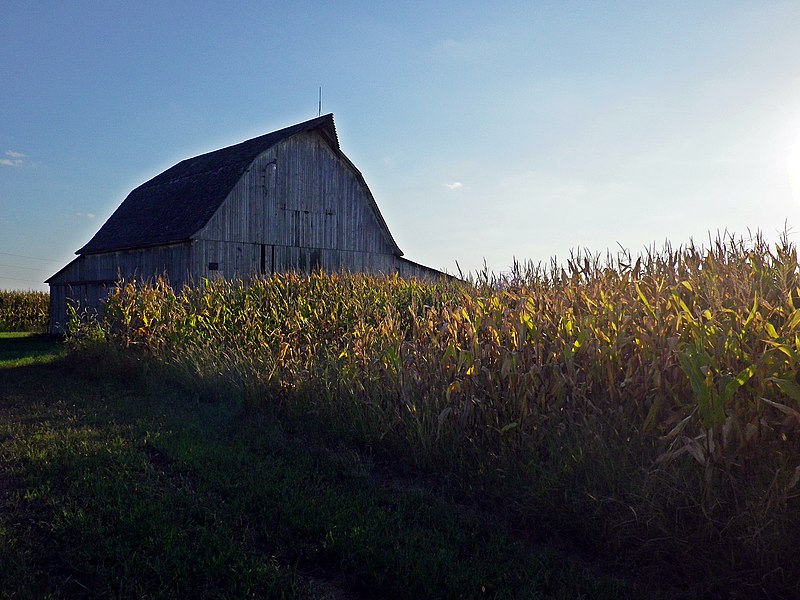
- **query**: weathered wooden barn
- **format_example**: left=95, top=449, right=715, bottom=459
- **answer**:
left=47, top=114, right=444, bottom=333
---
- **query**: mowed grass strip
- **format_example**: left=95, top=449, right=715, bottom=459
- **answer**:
left=0, top=335, right=636, bottom=599
left=0, top=332, right=65, bottom=367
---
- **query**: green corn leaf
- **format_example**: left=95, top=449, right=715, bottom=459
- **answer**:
left=763, top=340, right=797, bottom=360
left=787, top=310, right=800, bottom=331
left=743, top=297, right=759, bottom=328
left=641, top=396, right=662, bottom=433
left=722, top=365, right=754, bottom=403
left=769, top=377, right=800, bottom=403
left=765, top=321, right=779, bottom=339
left=636, top=283, right=656, bottom=318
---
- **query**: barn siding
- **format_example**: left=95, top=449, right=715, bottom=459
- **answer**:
left=48, top=282, right=69, bottom=334
left=196, top=132, right=397, bottom=258
left=189, top=239, right=441, bottom=281
left=48, top=243, right=192, bottom=333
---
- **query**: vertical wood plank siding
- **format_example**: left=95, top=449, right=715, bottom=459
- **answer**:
left=188, top=130, right=411, bottom=281
left=48, top=284, right=68, bottom=333
left=196, top=131, right=396, bottom=255
left=48, top=244, right=192, bottom=332
left=50, top=244, right=192, bottom=286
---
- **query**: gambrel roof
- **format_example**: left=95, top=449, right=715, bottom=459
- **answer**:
left=77, top=114, right=401, bottom=256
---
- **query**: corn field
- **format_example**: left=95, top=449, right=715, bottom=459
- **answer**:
left=0, top=290, right=49, bottom=332
left=69, top=233, right=800, bottom=592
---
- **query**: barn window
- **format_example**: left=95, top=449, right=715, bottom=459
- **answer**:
left=263, top=159, right=277, bottom=199
left=208, top=262, right=219, bottom=271
left=260, top=244, right=266, bottom=274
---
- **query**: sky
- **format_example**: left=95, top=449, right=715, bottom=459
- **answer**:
left=2, top=1, right=800, bottom=290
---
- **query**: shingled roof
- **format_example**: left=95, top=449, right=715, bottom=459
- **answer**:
left=77, top=114, right=345, bottom=255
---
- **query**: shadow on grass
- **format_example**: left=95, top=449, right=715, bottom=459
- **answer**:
left=0, top=333, right=65, bottom=366
left=0, top=349, right=301, bottom=599
left=0, top=348, right=650, bottom=599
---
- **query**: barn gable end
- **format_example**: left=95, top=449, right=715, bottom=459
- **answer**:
left=48, top=114, right=445, bottom=333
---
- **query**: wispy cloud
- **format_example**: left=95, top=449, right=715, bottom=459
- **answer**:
left=438, top=38, right=467, bottom=56
left=444, top=182, right=463, bottom=190
left=1, top=150, right=27, bottom=167
left=75, top=212, right=96, bottom=220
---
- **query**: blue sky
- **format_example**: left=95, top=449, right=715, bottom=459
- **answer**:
left=3, top=1, right=800, bottom=290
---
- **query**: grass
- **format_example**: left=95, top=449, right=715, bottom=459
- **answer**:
left=0, top=333, right=642, bottom=598
left=0, top=332, right=65, bottom=367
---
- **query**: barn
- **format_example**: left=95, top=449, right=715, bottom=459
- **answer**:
left=47, top=114, right=445, bottom=333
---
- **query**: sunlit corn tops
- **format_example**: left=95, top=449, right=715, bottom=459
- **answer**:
left=70, top=233, right=800, bottom=479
